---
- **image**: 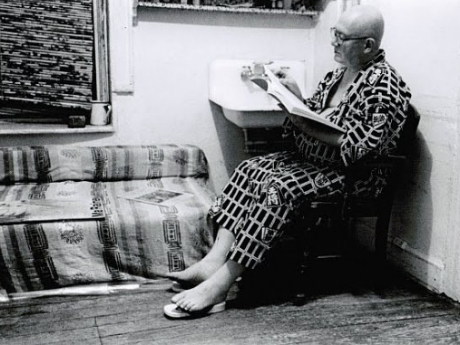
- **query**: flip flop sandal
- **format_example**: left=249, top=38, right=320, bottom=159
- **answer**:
left=163, top=301, right=226, bottom=319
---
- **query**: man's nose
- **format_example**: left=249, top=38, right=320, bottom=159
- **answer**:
left=331, top=37, right=340, bottom=47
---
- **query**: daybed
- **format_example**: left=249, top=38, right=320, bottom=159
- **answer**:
left=0, top=145, right=216, bottom=294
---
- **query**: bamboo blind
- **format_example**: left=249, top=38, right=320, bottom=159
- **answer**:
left=0, top=0, right=95, bottom=114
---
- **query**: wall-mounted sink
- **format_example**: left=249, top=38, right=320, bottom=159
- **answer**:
left=208, top=59, right=306, bottom=129
left=219, top=109, right=285, bottom=129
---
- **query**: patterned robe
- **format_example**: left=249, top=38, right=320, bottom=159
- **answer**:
left=210, top=50, right=412, bottom=269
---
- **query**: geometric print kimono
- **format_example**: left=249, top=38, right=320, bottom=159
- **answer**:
left=209, top=50, right=412, bottom=269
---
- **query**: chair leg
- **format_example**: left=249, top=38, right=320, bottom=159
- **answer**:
left=293, top=228, right=312, bottom=306
left=375, top=218, right=389, bottom=261
left=375, top=200, right=394, bottom=263
left=372, top=198, right=395, bottom=289
left=292, top=213, right=320, bottom=306
left=293, top=201, right=349, bottom=306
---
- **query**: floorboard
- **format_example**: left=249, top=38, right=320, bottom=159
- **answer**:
left=1, top=263, right=460, bottom=345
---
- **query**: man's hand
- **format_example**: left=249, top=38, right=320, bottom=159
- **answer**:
left=273, top=68, right=303, bottom=101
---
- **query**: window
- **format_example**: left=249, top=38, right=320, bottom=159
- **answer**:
left=0, top=0, right=110, bottom=128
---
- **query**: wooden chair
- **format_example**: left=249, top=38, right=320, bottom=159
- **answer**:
left=293, top=104, right=421, bottom=304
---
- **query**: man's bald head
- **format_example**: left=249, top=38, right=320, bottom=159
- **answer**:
left=339, top=5, right=385, bottom=49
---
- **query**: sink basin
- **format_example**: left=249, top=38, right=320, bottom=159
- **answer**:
left=219, top=108, right=285, bottom=129
left=208, top=59, right=306, bottom=129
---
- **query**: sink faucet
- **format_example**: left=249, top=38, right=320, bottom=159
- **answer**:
left=240, top=61, right=277, bottom=91
left=241, top=61, right=273, bottom=81
left=253, top=62, right=266, bottom=76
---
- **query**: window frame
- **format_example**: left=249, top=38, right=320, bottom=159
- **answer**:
left=0, top=0, right=113, bottom=135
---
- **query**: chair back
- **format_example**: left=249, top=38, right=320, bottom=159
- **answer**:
left=393, top=104, right=421, bottom=157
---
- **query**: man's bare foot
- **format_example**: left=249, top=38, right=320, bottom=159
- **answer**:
left=171, top=278, right=228, bottom=312
left=166, top=258, right=223, bottom=287
left=166, top=227, right=235, bottom=287
left=170, top=260, right=245, bottom=313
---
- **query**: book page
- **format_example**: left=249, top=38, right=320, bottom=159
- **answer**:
left=263, top=68, right=345, bottom=134
left=264, top=68, right=309, bottom=112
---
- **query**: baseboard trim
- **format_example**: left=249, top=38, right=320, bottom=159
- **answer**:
left=388, top=236, right=445, bottom=293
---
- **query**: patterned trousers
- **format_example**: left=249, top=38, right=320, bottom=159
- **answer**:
left=209, top=151, right=345, bottom=269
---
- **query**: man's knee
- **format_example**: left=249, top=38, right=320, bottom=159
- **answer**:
left=263, top=173, right=305, bottom=209
left=234, top=156, right=263, bottom=174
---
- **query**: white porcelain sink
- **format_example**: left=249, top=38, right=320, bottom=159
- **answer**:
left=219, top=108, right=285, bottom=129
left=208, top=59, right=306, bottom=129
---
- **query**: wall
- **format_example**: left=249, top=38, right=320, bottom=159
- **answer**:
left=313, top=0, right=460, bottom=300
left=1, top=0, right=459, bottom=301
left=369, top=0, right=460, bottom=301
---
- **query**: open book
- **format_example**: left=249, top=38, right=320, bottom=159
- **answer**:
left=252, top=68, right=345, bottom=134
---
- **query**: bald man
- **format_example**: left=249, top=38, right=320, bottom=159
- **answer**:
left=164, top=5, right=411, bottom=318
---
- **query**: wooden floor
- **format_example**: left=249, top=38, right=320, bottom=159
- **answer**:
left=1, top=260, right=460, bottom=345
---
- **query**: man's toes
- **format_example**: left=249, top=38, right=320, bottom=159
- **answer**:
left=177, top=299, right=192, bottom=311
left=187, top=303, right=200, bottom=312
left=171, top=292, right=185, bottom=303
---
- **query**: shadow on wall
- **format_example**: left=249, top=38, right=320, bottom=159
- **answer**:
left=389, top=127, right=434, bottom=286
left=209, top=101, right=251, bottom=179
left=353, top=122, right=433, bottom=287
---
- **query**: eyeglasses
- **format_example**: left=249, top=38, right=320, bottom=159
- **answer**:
left=330, top=27, right=368, bottom=45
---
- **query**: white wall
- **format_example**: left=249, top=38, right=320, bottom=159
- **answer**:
left=370, top=0, right=460, bottom=301
left=124, top=9, right=315, bottom=191
left=313, top=0, right=460, bottom=300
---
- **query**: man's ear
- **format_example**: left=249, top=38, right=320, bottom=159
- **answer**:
left=364, top=38, right=376, bottom=54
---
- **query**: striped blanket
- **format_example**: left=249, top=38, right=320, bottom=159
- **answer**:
left=0, top=145, right=215, bottom=293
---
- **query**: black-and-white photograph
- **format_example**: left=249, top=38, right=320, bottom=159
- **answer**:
left=1, top=0, right=459, bottom=344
